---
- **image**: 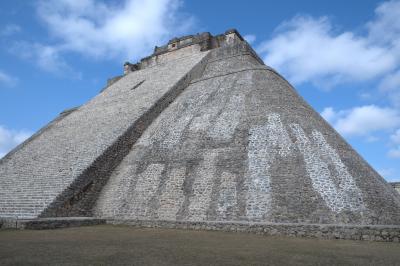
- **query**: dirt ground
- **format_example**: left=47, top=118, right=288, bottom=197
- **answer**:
left=0, top=225, right=400, bottom=265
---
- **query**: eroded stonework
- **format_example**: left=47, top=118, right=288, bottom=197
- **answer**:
left=245, top=113, right=292, bottom=220
left=290, top=125, right=365, bottom=213
left=157, top=167, right=186, bottom=220
left=1, top=30, right=400, bottom=234
left=94, top=43, right=400, bottom=225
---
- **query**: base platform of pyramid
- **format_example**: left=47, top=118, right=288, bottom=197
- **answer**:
left=1, top=29, right=400, bottom=241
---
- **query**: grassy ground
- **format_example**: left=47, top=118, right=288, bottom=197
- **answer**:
left=0, top=225, right=400, bottom=265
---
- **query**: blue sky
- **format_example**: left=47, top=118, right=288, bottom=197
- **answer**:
left=1, top=0, right=400, bottom=181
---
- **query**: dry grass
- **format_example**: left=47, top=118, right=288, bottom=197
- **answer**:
left=1, top=225, right=400, bottom=265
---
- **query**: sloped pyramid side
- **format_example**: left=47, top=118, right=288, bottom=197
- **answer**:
left=95, top=41, right=400, bottom=225
left=0, top=50, right=210, bottom=218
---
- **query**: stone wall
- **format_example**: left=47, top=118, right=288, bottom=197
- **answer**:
left=0, top=217, right=105, bottom=230
left=108, top=219, right=400, bottom=242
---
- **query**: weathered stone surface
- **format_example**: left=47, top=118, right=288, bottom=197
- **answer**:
left=0, top=217, right=105, bottom=230
left=95, top=37, right=400, bottom=226
left=0, top=47, right=209, bottom=218
left=107, top=219, right=400, bottom=242
left=1, top=29, right=400, bottom=240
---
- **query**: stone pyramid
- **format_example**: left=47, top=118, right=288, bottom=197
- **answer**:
left=1, top=30, right=400, bottom=234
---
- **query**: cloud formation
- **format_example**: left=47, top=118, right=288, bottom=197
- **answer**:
left=0, top=126, right=32, bottom=158
left=9, top=0, right=193, bottom=74
left=243, top=34, right=256, bottom=44
left=389, top=129, right=400, bottom=158
left=0, top=24, right=21, bottom=36
left=9, top=42, right=79, bottom=77
left=391, top=129, right=400, bottom=144
left=40, top=0, right=192, bottom=58
left=367, top=0, right=400, bottom=46
left=258, top=1, right=400, bottom=90
left=0, top=70, right=18, bottom=87
left=321, top=105, right=400, bottom=137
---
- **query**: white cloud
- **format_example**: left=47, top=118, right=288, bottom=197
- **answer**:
left=369, top=0, right=400, bottom=106
left=0, top=126, right=32, bottom=159
left=321, top=107, right=336, bottom=123
left=243, top=34, right=256, bottom=44
left=388, top=147, right=400, bottom=158
left=367, top=0, right=400, bottom=46
left=257, top=0, right=400, bottom=91
left=35, top=0, right=193, bottom=61
left=391, top=129, right=400, bottom=144
left=379, top=70, right=400, bottom=91
left=366, top=135, right=380, bottom=142
left=9, top=42, right=79, bottom=77
left=9, top=0, right=193, bottom=75
left=388, top=129, right=400, bottom=159
left=323, top=105, right=400, bottom=159
left=359, top=92, right=373, bottom=100
left=258, top=16, right=396, bottom=88
left=0, top=24, right=21, bottom=36
left=0, top=70, right=18, bottom=87
left=321, top=105, right=400, bottom=137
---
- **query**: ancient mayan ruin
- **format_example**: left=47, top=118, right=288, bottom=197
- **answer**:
left=1, top=29, right=400, bottom=241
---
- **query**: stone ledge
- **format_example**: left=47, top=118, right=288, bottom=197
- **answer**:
left=107, top=219, right=400, bottom=242
left=2, top=217, right=399, bottom=242
left=0, top=217, right=106, bottom=230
